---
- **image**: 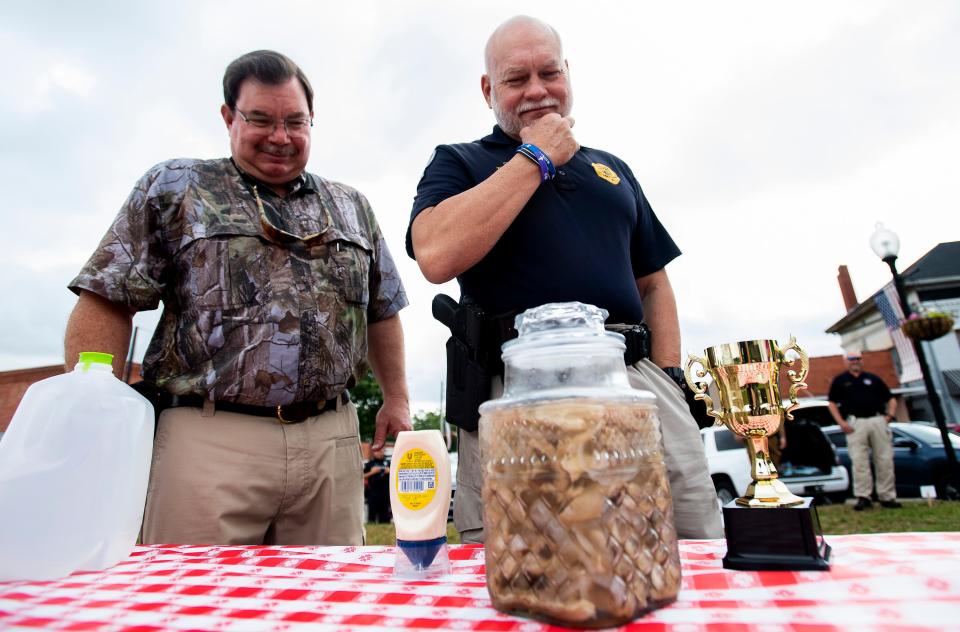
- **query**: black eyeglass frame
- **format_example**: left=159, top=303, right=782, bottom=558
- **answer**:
left=234, top=107, right=314, bottom=134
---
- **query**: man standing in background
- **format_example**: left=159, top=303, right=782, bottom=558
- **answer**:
left=363, top=449, right=392, bottom=524
left=828, top=352, right=902, bottom=511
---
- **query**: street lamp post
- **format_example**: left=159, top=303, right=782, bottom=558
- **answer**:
left=870, top=224, right=959, bottom=500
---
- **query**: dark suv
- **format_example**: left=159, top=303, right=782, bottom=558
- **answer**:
left=823, top=422, right=960, bottom=498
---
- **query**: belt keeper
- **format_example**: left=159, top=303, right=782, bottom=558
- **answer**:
left=202, top=398, right=215, bottom=418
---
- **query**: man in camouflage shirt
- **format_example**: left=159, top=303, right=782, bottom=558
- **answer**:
left=65, top=50, right=411, bottom=545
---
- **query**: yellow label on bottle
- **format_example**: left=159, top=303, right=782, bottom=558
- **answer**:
left=395, top=448, right=438, bottom=511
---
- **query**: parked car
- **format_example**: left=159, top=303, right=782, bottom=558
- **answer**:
left=786, top=399, right=960, bottom=435
left=914, top=420, right=960, bottom=434
left=822, top=422, right=960, bottom=498
left=787, top=398, right=836, bottom=427
left=701, top=418, right=849, bottom=505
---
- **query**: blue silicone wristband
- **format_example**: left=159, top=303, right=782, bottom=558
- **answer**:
left=516, top=143, right=556, bottom=182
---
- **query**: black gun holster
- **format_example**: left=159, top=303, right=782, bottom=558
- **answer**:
left=433, top=295, right=516, bottom=433
left=444, top=336, right=491, bottom=433
left=606, top=323, right=651, bottom=366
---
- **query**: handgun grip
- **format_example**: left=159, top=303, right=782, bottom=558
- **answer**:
left=432, top=294, right=460, bottom=331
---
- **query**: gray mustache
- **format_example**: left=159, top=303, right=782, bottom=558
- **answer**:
left=258, top=143, right=297, bottom=156
left=518, top=98, right=560, bottom=113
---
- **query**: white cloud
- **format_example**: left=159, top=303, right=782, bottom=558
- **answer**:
left=32, top=63, right=97, bottom=107
left=0, top=28, right=97, bottom=113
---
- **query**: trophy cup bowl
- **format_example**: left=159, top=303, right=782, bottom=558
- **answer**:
left=684, top=337, right=830, bottom=571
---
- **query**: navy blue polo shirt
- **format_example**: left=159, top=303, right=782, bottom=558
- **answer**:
left=828, top=371, right=893, bottom=418
left=407, top=126, right=680, bottom=324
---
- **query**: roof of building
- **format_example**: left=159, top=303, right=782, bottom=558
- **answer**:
left=826, top=241, right=960, bottom=334
left=899, top=241, right=960, bottom=283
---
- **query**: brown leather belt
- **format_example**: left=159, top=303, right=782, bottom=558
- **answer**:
left=167, top=392, right=349, bottom=424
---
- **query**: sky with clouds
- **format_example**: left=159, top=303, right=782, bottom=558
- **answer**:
left=1, top=1, right=957, bottom=413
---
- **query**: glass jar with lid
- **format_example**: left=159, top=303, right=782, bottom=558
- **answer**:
left=479, top=302, right=681, bottom=628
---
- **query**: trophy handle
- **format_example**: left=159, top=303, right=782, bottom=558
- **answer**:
left=684, top=353, right=724, bottom=425
left=781, top=336, right=809, bottom=420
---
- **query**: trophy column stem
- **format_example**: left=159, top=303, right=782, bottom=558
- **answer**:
left=747, top=434, right=774, bottom=481
left=738, top=432, right=804, bottom=508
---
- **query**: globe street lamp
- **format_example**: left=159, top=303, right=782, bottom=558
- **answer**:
left=870, top=223, right=959, bottom=500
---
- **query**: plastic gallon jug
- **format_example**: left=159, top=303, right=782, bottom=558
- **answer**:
left=479, top=303, right=681, bottom=628
left=0, top=352, right=154, bottom=581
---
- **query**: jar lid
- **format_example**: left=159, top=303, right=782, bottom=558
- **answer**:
left=502, top=302, right=626, bottom=359
left=486, top=302, right=653, bottom=406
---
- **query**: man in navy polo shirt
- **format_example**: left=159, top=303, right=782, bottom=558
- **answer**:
left=828, top=352, right=902, bottom=511
left=406, top=15, right=722, bottom=543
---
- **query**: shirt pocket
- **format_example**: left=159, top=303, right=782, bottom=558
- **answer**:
left=328, top=233, right=372, bottom=308
left=177, top=234, right=268, bottom=310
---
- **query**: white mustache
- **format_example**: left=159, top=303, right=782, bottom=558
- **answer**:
left=258, top=143, right=296, bottom=156
left=518, top=98, right=560, bottom=114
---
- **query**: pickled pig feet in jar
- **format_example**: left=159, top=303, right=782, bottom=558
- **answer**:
left=478, top=302, right=681, bottom=627
left=480, top=398, right=681, bottom=628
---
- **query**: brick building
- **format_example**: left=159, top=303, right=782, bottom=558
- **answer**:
left=827, top=242, right=960, bottom=421
left=778, top=350, right=900, bottom=401
left=1, top=363, right=142, bottom=435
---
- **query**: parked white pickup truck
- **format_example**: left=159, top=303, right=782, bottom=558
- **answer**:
left=700, top=419, right=849, bottom=505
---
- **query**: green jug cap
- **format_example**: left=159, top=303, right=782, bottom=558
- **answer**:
left=78, top=352, right=114, bottom=371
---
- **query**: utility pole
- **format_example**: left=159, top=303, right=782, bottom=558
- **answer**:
left=122, top=326, right=139, bottom=384
left=440, top=380, right=451, bottom=450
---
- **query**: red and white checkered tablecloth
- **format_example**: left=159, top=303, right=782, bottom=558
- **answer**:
left=1, top=532, right=958, bottom=631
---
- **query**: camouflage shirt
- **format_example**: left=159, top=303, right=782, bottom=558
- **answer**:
left=69, top=158, right=407, bottom=406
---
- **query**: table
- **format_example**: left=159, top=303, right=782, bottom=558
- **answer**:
left=1, top=533, right=958, bottom=631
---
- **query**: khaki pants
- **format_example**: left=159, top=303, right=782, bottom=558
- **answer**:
left=455, top=359, right=723, bottom=543
left=847, top=415, right=897, bottom=502
left=142, top=402, right=364, bottom=545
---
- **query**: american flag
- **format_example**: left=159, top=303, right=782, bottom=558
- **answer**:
left=874, top=283, right=922, bottom=383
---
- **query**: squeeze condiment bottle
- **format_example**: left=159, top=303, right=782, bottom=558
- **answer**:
left=389, top=429, right=452, bottom=577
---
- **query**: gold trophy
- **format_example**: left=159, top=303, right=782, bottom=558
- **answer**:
left=684, top=338, right=808, bottom=507
left=684, top=338, right=830, bottom=571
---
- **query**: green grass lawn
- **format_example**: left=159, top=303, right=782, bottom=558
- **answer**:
left=364, top=500, right=959, bottom=545
left=365, top=522, right=461, bottom=546
left=816, top=498, right=960, bottom=534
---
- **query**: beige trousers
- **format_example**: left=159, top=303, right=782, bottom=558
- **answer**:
left=455, top=359, right=723, bottom=543
left=142, top=402, right=364, bottom=545
left=847, top=415, right=897, bottom=501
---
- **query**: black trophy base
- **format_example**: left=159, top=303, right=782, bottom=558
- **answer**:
left=722, top=497, right=831, bottom=571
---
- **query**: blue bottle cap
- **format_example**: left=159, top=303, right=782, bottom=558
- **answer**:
left=396, top=535, right=447, bottom=570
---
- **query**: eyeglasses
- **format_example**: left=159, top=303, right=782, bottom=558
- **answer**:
left=846, top=356, right=863, bottom=362
left=234, top=108, right=313, bottom=135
